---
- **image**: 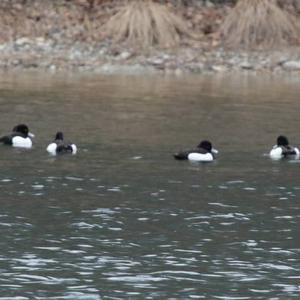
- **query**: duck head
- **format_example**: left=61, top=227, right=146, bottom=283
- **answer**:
left=198, top=140, right=212, bottom=152
left=277, top=135, right=289, bottom=146
left=197, top=140, right=218, bottom=154
left=55, top=131, right=64, bottom=141
left=13, top=124, right=34, bottom=138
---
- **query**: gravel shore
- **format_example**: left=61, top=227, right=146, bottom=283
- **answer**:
left=2, top=37, right=300, bottom=75
left=1, top=1, right=300, bottom=75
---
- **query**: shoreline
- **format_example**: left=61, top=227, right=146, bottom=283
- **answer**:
left=2, top=38, right=300, bottom=75
left=1, top=1, right=300, bottom=75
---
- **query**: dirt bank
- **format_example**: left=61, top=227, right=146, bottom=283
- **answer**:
left=1, top=0, right=300, bottom=74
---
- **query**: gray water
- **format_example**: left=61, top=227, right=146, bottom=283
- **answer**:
left=0, top=72, right=299, bottom=299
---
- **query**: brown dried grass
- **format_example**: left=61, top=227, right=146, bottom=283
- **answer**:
left=221, top=0, right=300, bottom=49
left=103, top=0, right=192, bottom=48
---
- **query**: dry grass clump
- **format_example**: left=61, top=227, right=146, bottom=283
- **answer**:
left=103, top=0, right=192, bottom=48
left=221, top=0, right=300, bottom=49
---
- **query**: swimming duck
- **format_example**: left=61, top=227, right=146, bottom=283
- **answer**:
left=173, top=140, right=218, bottom=162
left=0, top=124, right=34, bottom=148
left=269, top=135, right=299, bottom=160
left=46, top=132, right=77, bottom=155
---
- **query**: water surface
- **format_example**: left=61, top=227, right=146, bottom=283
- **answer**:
left=0, top=72, right=300, bottom=299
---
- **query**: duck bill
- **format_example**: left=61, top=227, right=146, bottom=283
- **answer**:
left=212, top=148, right=218, bottom=154
left=28, top=132, right=35, bottom=138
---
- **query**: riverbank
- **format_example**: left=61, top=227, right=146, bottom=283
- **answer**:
left=2, top=38, right=300, bottom=74
left=1, top=0, right=300, bottom=74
